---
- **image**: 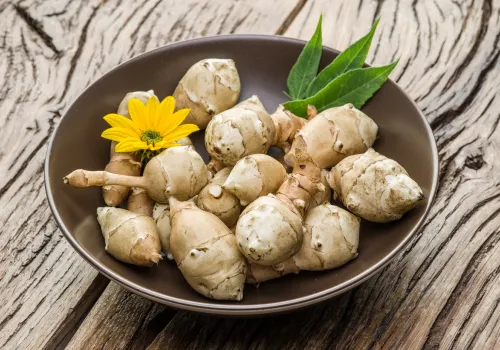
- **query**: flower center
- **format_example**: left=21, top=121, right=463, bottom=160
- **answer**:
left=141, top=130, right=162, bottom=145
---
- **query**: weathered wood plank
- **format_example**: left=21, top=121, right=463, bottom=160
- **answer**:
left=0, top=0, right=302, bottom=348
left=147, top=1, right=500, bottom=349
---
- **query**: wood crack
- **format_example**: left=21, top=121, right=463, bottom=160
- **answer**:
left=13, top=4, right=61, bottom=56
left=275, top=0, right=308, bottom=35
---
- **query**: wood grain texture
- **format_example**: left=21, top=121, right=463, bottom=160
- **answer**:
left=2, top=0, right=499, bottom=349
left=147, top=1, right=500, bottom=349
left=0, top=0, right=301, bottom=348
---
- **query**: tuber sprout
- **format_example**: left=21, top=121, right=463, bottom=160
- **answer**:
left=64, top=146, right=211, bottom=203
left=169, top=197, right=247, bottom=301
left=328, top=148, right=424, bottom=222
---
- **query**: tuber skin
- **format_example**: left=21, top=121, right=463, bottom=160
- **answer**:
left=247, top=204, right=360, bottom=284
left=103, top=90, right=153, bottom=207
left=285, top=103, right=378, bottom=168
left=328, top=148, right=424, bottom=223
left=127, top=187, right=154, bottom=217
left=64, top=146, right=211, bottom=203
left=196, top=167, right=242, bottom=227
left=223, top=154, right=287, bottom=207
left=169, top=197, right=247, bottom=301
left=173, top=58, right=241, bottom=129
left=152, top=203, right=173, bottom=260
left=309, top=169, right=332, bottom=210
left=97, top=207, right=162, bottom=267
left=205, top=96, right=307, bottom=167
left=235, top=141, right=325, bottom=266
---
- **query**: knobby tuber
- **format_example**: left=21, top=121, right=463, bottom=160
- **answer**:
left=152, top=203, right=173, bottom=260
left=127, top=187, right=154, bottom=216
left=103, top=90, right=153, bottom=206
left=309, top=169, right=332, bottom=210
left=223, top=154, right=287, bottom=206
left=235, top=142, right=325, bottom=266
left=64, top=146, right=211, bottom=203
left=97, top=207, right=162, bottom=266
left=169, top=197, right=247, bottom=300
left=285, top=103, right=378, bottom=168
left=247, top=204, right=360, bottom=283
left=196, top=167, right=242, bottom=227
left=205, top=96, right=307, bottom=167
left=174, top=58, right=241, bottom=129
left=328, top=148, right=424, bottom=222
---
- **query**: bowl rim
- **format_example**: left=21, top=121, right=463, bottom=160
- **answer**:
left=44, top=34, right=439, bottom=315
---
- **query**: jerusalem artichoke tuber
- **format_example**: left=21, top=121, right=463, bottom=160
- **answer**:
left=247, top=204, right=360, bottom=284
left=328, top=148, right=424, bottom=222
left=169, top=197, right=247, bottom=300
left=309, top=170, right=332, bottom=209
left=64, top=146, right=211, bottom=203
left=173, top=59, right=241, bottom=129
left=127, top=187, right=154, bottom=216
left=152, top=203, right=173, bottom=260
left=223, top=154, right=287, bottom=206
left=97, top=207, right=162, bottom=267
left=285, top=103, right=378, bottom=168
left=103, top=90, right=153, bottom=206
left=196, top=167, right=242, bottom=227
left=235, top=141, right=325, bottom=266
left=205, top=96, right=307, bottom=167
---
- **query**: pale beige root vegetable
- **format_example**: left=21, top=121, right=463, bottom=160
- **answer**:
left=64, top=146, right=211, bottom=203
left=169, top=197, right=247, bottom=300
left=271, top=105, right=307, bottom=152
left=102, top=90, right=154, bottom=206
left=196, top=168, right=242, bottom=227
left=285, top=103, right=378, bottom=168
left=222, top=154, right=287, bottom=206
left=247, top=204, right=360, bottom=284
left=205, top=96, right=274, bottom=166
left=173, top=58, right=241, bottom=129
left=328, top=148, right=424, bottom=223
left=309, top=170, right=332, bottom=209
left=97, top=207, right=162, bottom=267
left=235, top=143, right=325, bottom=266
left=152, top=203, right=173, bottom=260
left=205, top=97, right=307, bottom=167
left=127, top=187, right=154, bottom=216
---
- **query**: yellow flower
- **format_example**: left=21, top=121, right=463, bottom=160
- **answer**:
left=101, top=96, right=199, bottom=153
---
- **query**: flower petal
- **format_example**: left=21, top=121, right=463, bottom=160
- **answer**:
left=163, top=142, right=181, bottom=149
left=162, top=124, right=200, bottom=143
left=156, top=96, right=176, bottom=131
left=128, top=98, right=148, bottom=131
left=103, top=114, right=141, bottom=135
left=101, top=127, right=139, bottom=142
left=160, top=108, right=191, bottom=136
left=145, top=96, right=159, bottom=130
left=149, top=141, right=166, bottom=151
left=115, top=138, right=148, bottom=153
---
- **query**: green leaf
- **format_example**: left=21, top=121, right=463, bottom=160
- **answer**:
left=286, top=14, right=323, bottom=100
left=306, top=18, right=380, bottom=97
left=283, top=60, right=399, bottom=118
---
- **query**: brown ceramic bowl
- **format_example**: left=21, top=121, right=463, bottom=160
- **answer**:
left=45, top=35, right=438, bottom=315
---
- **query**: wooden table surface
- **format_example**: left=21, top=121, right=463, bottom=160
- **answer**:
left=1, top=0, right=499, bottom=349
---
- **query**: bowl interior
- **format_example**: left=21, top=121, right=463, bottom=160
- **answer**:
left=46, top=35, right=437, bottom=314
